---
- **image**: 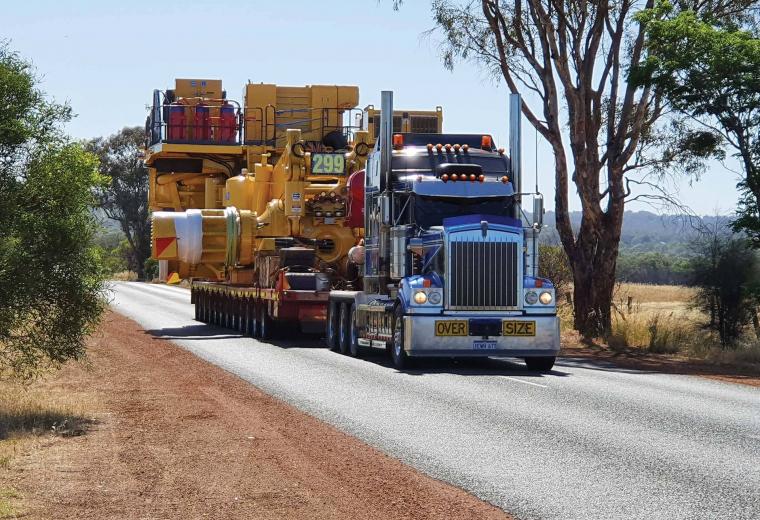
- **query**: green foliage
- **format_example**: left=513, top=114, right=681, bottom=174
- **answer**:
left=87, top=127, right=150, bottom=278
left=634, top=3, right=760, bottom=241
left=690, top=232, right=760, bottom=347
left=0, top=43, right=106, bottom=380
left=538, top=245, right=572, bottom=297
left=93, top=229, right=130, bottom=275
left=617, top=251, right=691, bottom=285
left=143, top=258, right=159, bottom=281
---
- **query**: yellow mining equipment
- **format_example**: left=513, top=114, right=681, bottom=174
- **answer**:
left=360, top=105, right=443, bottom=141
left=145, top=79, right=245, bottom=279
left=152, top=125, right=371, bottom=276
left=147, top=78, right=443, bottom=335
left=147, top=80, right=366, bottom=280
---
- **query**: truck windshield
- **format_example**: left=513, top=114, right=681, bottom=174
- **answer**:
left=413, top=195, right=515, bottom=229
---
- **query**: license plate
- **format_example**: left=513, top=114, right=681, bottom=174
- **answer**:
left=435, top=320, right=468, bottom=336
left=473, top=340, right=498, bottom=350
left=502, top=320, right=536, bottom=336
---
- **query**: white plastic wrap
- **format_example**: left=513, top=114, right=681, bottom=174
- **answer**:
left=174, top=209, right=203, bottom=265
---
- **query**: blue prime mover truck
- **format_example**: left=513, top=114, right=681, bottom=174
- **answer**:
left=325, top=91, right=560, bottom=370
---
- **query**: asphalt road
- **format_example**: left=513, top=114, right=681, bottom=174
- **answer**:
left=111, top=282, right=760, bottom=520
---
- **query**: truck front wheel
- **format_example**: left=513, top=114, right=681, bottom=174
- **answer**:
left=338, top=303, right=350, bottom=355
left=348, top=304, right=361, bottom=358
left=524, top=356, right=556, bottom=372
left=326, top=301, right=339, bottom=351
left=391, top=307, right=410, bottom=370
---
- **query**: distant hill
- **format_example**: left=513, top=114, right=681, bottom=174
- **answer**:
left=539, top=210, right=729, bottom=255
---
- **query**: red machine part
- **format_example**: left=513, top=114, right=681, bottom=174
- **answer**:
left=218, top=103, right=237, bottom=143
left=346, top=169, right=365, bottom=228
left=194, top=104, right=211, bottom=141
left=167, top=105, right=186, bottom=141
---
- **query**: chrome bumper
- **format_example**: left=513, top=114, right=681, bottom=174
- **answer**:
left=403, top=315, right=560, bottom=357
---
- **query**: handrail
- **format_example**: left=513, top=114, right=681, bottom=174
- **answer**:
left=146, top=97, right=244, bottom=147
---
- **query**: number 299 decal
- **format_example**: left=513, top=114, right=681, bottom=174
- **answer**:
left=311, top=153, right=346, bottom=175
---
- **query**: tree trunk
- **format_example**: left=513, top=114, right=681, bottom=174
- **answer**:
left=570, top=245, right=619, bottom=338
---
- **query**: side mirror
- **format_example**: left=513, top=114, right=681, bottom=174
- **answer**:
left=533, top=195, right=544, bottom=229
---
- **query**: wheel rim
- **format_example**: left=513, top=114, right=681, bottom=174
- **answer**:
left=350, top=307, right=357, bottom=354
left=339, top=306, right=347, bottom=351
left=260, top=305, right=267, bottom=337
left=393, top=316, right=403, bottom=359
left=327, top=304, right=336, bottom=343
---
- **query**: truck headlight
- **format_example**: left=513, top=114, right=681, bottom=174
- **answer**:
left=539, top=291, right=553, bottom=305
left=428, top=291, right=442, bottom=305
left=414, top=291, right=428, bottom=304
left=525, top=291, right=538, bottom=305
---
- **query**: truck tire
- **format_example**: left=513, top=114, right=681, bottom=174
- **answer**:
left=348, top=304, right=361, bottom=358
left=243, top=299, right=253, bottom=336
left=338, top=302, right=350, bottom=355
left=326, top=300, right=339, bottom=351
left=391, top=306, right=410, bottom=370
left=524, top=356, right=556, bottom=372
left=259, top=303, right=272, bottom=340
left=252, top=301, right=261, bottom=338
left=196, top=292, right=204, bottom=322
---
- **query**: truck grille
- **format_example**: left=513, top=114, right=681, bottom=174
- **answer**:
left=448, top=237, right=519, bottom=310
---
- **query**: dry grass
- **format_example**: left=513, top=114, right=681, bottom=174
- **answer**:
left=0, top=374, right=97, bottom=517
left=560, top=283, right=760, bottom=372
left=110, top=270, right=138, bottom=281
left=0, top=488, right=21, bottom=518
left=605, top=283, right=760, bottom=366
left=614, top=282, right=696, bottom=306
left=0, top=377, right=97, bottom=473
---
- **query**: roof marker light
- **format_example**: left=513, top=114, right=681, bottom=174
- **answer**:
left=441, top=174, right=449, bottom=182
left=501, top=175, right=509, bottom=184
left=451, top=174, right=459, bottom=182
left=481, top=135, right=493, bottom=150
left=445, top=143, right=452, bottom=152
left=436, top=143, right=443, bottom=152
left=478, top=174, right=485, bottom=183
left=498, top=147, right=505, bottom=155
left=453, top=144, right=461, bottom=152
left=393, top=134, right=404, bottom=150
left=462, top=144, right=470, bottom=152
left=469, top=174, right=477, bottom=182
left=427, top=143, right=433, bottom=152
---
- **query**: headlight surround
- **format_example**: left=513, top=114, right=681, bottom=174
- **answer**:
left=413, top=291, right=428, bottom=304
left=539, top=291, right=553, bottom=305
left=525, top=291, right=538, bottom=305
left=428, top=290, right=442, bottom=305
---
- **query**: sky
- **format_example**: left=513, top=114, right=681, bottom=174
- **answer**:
left=2, top=0, right=741, bottom=215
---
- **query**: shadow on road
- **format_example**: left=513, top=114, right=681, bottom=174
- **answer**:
left=143, top=323, right=569, bottom=378
left=336, top=347, right=572, bottom=379
left=144, top=324, right=247, bottom=341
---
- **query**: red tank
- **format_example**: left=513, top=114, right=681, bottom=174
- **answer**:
left=167, top=105, right=186, bottom=141
left=346, top=169, right=365, bottom=228
left=218, top=103, right=237, bottom=143
left=193, top=104, right=211, bottom=142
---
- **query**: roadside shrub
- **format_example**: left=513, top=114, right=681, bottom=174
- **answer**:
left=0, top=44, right=106, bottom=380
left=539, top=245, right=572, bottom=298
left=690, top=232, right=760, bottom=347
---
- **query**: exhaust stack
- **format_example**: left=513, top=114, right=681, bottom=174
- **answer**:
left=509, top=93, right=522, bottom=201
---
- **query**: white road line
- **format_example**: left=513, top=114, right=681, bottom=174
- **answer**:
left=503, top=376, right=549, bottom=388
